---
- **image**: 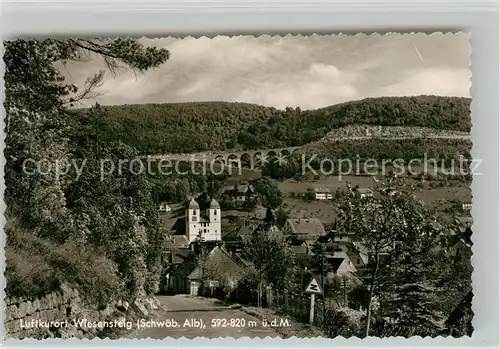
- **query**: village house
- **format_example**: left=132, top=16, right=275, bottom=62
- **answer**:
left=222, top=220, right=255, bottom=252
left=327, top=257, right=363, bottom=290
left=328, top=230, right=357, bottom=243
left=312, top=187, right=333, bottom=200
left=356, top=188, right=374, bottom=199
left=165, top=245, right=247, bottom=296
left=288, top=235, right=310, bottom=254
left=306, top=244, right=362, bottom=297
left=327, top=250, right=357, bottom=276
left=157, top=202, right=172, bottom=213
left=160, top=247, right=192, bottom=294
left=309, top=231, right=369, bottom=280
left=221, top=184, right=254, bottom=202
left=462, top=202, right=472, bottom=211
left=346, top=243, right=369, bottom=275
left=283, top=218, right=327, bottom=244
left=224, top=220, right=283, bottom=254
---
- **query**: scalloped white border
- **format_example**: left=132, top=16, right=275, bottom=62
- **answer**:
left=1, top=1, right=499, bottom=348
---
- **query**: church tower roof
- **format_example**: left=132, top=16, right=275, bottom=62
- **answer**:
left=210, top=198, right=220, bottom=209
left=188, top=198, right=200, bottom=209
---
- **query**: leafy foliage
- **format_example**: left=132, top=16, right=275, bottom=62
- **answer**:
left=262, top=138, right=471, bottom=181
left=5, top=218, right=121, bottom=307
left=338, top=178, right=454, bottom=337
left=444, top=290, right=473, bottom=337
left=4, top=38, right=170, bottom=300
left=377, top=207, right=445, bottom=336
left=309, top=242, right=330, bottom=278
left=73, top=96, right=471, bottom=155
left=243, top=224, right=296, bottom=305
left=250, top=177, right=283, bottom=209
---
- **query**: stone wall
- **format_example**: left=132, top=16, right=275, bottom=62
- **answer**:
left=4, top=284, right=161, bottom=339
left=320, top=125, right=471, bottom=142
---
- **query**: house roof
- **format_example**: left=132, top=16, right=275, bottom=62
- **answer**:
left=229, top=252, right=253, bottom=268
left=313, top=188, right=332, bottom=193
left=357, top=188, right=373, bottom=194
left=222, top=185, right=253, bottom=194
left=222, top=222, right=256, bottom=243
left=352, top=241, right=369, bottom=255
left=168, top=218, right=186, bottom=235
left=171, top=248, right=192, bottom=264
left=332, top=250, right=349, bottom=259
left=187, top=246, right=246, bottom=281
left=295, top=253, right=312, bottom=269
left=285, top=218, right=326, bottom=237
left=172, top=235, right=190, bottom=248
left=347, top=249, right=369, bottom=265
left=169, top=257, right=198, bottom=278
left=291, top=245, right=308, bottom=254
left=328, top=256, right=357, bottom=274
left=227, top=223, right=284, bottom=244
left=329, top=258, right=346, bottom=273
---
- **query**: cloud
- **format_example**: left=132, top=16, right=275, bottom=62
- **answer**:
left=233, top=63, right=359, bottom=109
left=372, top=67, right=471, bottom=98
left=62, top=34, right=471, bottom=109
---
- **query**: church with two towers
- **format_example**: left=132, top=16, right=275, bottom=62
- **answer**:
left=185, top=197, right=222, bottom=243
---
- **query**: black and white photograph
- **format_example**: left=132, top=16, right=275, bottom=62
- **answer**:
left=4, top=33, right=473, bottom=339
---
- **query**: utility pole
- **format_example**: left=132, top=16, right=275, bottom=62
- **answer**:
left=309, top=293, right=315, bottom=324
left=322, top=246, right=325, bottom=325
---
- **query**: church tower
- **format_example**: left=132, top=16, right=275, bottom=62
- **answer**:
left=208, top=198, right=220, bottom=222
left=186, top=198, right=200, bottom=242
left=208, top=199, right=221, bottom=241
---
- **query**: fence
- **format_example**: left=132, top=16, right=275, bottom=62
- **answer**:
left=261, top=288, right=364, bottom=338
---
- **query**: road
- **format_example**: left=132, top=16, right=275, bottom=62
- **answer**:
left=133, top=295, right=282, bottom=339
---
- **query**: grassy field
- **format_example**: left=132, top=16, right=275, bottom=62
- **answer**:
left=278, top=171, right=471, bottom=225
left=282, top=198, right=340, bottom=224
left=160, top=162, right=471, bottom=235
left=279, top=175, right=375, bottom=195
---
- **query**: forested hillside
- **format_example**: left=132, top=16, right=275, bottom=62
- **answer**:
left=74, top=96, right=471, bottom=154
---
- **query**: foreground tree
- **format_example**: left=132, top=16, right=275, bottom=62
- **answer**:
left=377, top=198, right=445, bottom=336
left=4, top=38, right=170, bottom=298
left=243, top=223, right=296, bottom=307
left=444, top=289, right=473, bottom=337
left=338, top=177, right=447, bottom=337
left=5, top=38, right=169, bottom=232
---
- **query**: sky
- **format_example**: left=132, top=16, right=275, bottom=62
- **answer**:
left=62, top=33, right=471, bottom=110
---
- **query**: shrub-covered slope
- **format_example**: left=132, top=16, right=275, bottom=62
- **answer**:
left=74, top=96, right=471, bottom=154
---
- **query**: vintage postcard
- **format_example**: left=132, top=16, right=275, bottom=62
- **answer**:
left=3, top=33, right=473, bottom=339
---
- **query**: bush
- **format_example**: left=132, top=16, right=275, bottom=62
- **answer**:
left=5, top=218, right=122, bottom=307
left=322, top=303, right=364, bottom=338
left=230, top=273, right=259, bottom=305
